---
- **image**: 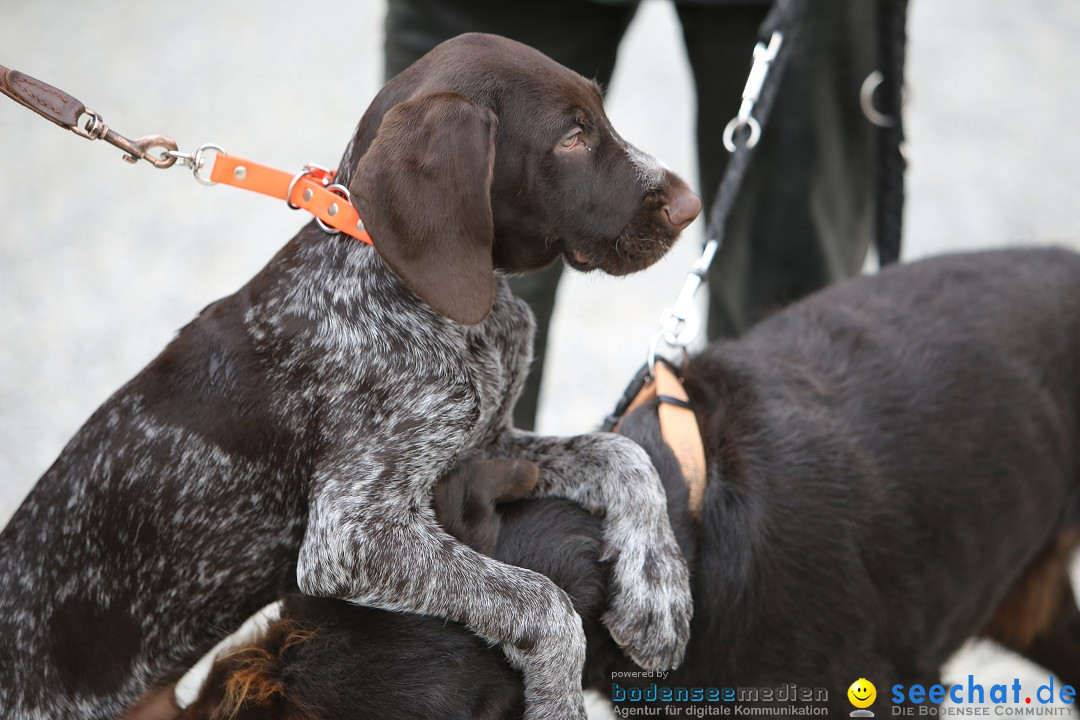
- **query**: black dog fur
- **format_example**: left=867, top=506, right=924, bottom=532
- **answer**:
left=185, top=247, right=1080, bottom=718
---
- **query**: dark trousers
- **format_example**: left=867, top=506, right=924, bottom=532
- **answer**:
left=384, top=0, right=878, bottom=429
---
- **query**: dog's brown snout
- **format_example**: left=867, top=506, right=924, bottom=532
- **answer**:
left=663, top=188, right=702, bottom=230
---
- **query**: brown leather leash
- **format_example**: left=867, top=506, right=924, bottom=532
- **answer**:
left=0, top=63, right=371, bottom=245
left=0, top=64, right=179, bottom=166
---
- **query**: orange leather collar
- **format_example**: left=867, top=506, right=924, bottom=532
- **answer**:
left=209, top=155, right=372, bottom=245
left=0, top=62, right=371, bottom=243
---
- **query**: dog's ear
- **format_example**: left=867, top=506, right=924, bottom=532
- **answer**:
left=434, top=458, right=539, bottom=555
left=348, top=92, right=498, bottom=325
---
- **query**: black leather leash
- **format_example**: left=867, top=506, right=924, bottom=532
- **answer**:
left=602, top=0, right=808, bottom=434
left=707, top=0, right=807, bottom=257
left=604, top=0, right=909, bottom=432
left=716, top=0, right=908, bottom=268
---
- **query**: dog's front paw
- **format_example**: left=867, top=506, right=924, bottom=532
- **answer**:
left=503, top=591, right=588, bottom=720
left=601, top=526, right=692, bottom=670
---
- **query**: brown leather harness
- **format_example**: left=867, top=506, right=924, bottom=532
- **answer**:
left=604, top=360, right=708, bottom=523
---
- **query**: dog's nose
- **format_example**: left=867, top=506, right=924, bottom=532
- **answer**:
left=663, top=189, right=702, bottom=230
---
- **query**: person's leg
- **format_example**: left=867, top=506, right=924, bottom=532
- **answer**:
left=679, top=0, right=877, bottom=339
left=386, top=0, right=638, bottom=82
left=384, top=0, right=639, bottom=429
left=676, top=3, right=770, bottom=222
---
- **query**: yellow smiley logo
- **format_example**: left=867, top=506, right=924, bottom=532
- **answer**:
left=848, top=678, right=876, bottom=708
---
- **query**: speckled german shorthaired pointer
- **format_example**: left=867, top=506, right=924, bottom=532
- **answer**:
left=0, top=32, right=700, bottom=720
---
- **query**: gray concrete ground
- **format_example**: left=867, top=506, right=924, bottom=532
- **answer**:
left=2, top=0, right=1080, bottom=715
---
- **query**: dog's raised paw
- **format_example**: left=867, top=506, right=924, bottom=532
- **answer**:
left=600, top=534, right=692, bottom=671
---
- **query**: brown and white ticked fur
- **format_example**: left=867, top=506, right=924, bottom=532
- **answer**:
left=0, top=33, right=701, bottom=720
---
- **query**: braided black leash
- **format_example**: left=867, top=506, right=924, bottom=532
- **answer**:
left=705, top=0, right=808, bottom=252
left=604, top=0, right=912, bottom=432
left=602, top=0, right=808, bottom=433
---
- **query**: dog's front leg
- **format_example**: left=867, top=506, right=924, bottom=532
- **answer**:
left=496, top=428, right=693, bottom=671
left=296, top=427, right=588, bottom=720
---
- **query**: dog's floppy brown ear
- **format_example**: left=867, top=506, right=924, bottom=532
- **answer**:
left=434, top=458, right=539, bottom=555
left=349, top=92, right=498, bottom=325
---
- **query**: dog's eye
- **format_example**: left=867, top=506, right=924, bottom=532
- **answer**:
left=558, top=130, right=584, bottom=150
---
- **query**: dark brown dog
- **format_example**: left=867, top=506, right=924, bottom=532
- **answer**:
left=184, top=247, right=1080, bottom=718
left=0, top=33, right=700, bottom=720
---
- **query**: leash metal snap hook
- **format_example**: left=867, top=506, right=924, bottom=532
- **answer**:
left=646, top=239, right=718, bottom=376
left=164, top=143, right=227, bottom=185
left=70, top=108, right=180, bottom=168
left=647, top=331, right=691, bottom=379
left=117, top=134, right=181, bottom=169
left=722, top=31, right=783, bottom=153
left=722, top=116, right=761, bottom=153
